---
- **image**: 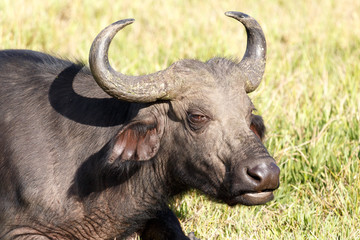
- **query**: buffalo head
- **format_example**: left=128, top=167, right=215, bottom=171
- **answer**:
left=89, top=11, right=280, bottom=206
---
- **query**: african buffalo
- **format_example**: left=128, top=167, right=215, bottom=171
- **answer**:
left=0, top=11, right=280, bottom=239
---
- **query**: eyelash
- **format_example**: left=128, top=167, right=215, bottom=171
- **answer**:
left=187, top=111, right=209, bottom=131
left=188, top=113, right=207, bottom=123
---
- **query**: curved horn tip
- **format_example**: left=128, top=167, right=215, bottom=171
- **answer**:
left=112, top=18, right=135, bottom=26
left=225, top=11, right=251, bottom=19
left=224, top=11, right=266, bottom=93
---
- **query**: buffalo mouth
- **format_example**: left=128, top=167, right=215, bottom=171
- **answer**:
left=225, top=191, right=274, bottom=206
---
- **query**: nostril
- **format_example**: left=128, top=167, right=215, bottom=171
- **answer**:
left=247, top=167, right=262, bottom=182
left=247, top=162, right=280, bottom=190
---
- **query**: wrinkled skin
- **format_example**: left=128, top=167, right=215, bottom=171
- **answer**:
left=0, top=12, right=280, bottom=240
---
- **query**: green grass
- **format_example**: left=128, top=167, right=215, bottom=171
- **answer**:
left=1, top=0, right=359, bottom=239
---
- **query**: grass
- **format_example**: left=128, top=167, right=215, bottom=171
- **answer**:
left=1, top=0, right=359, bottom=239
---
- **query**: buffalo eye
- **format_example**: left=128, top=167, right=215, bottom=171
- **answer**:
left=187, top=111, right=209, bottom=131
left=188, top=114, right=207, bottom=124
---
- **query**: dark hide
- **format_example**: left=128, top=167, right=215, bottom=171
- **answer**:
left=0, top=49, right=279, bottom=240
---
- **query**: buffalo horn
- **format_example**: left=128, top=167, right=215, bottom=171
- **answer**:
left=225, top=11, right=267, bottom=93
left=89, top=19, right=175, bottom=102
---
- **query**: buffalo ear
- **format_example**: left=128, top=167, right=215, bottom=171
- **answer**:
left=109, top=121, right=161, bottom=163
left=250, top=115, right=266, bottom=141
